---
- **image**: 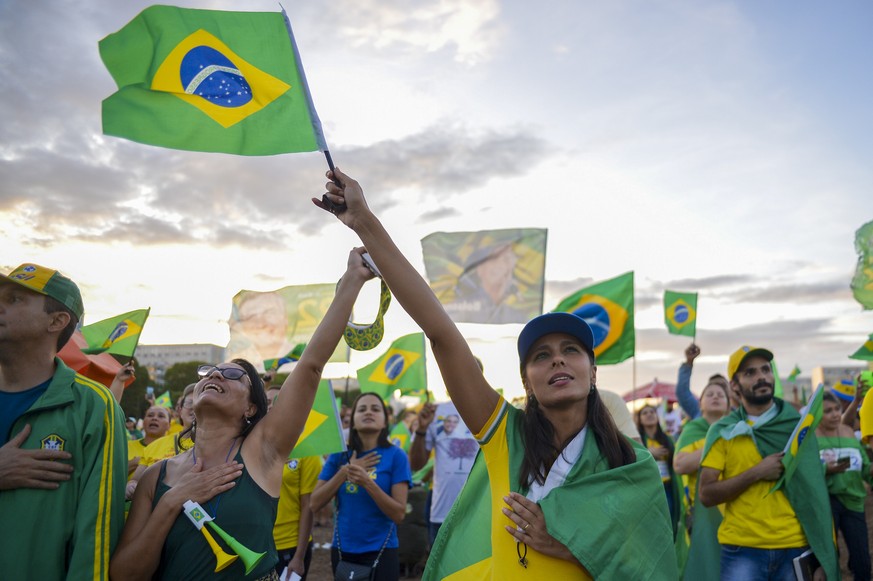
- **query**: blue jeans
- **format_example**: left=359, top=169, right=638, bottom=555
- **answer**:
left=720, top=545, right=807, bottom=581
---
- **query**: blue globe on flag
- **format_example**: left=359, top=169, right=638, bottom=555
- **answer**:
left=572, top=303, right=610, bottom=349
left=673, top=305, right=689, bottom=324
left=383, top=354, right=406, bottom=380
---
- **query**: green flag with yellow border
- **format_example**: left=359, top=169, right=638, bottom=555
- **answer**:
left=356, top=333, right=426, bottom=399
left=81, top=308, right=150, bottom=357
left=99, top=5, right=327, bottom=155
left=663, top=290, right=697, bottom=337
left=850, top=334, right=873, bottom=361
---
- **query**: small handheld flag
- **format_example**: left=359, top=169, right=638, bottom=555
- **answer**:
left=356, top=333, right=427, bottom=399
left=264, top=343, right=307, bottom=371
left=849, top=333, right=873, bottom=361
left=81, top=308, right=150, bottom=357
left=155, top=391, right=173, bottom=409
left=663, top=291, right=697, bottom=338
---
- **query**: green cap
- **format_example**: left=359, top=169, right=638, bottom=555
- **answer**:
left=1, top=263, right=84, bottom=320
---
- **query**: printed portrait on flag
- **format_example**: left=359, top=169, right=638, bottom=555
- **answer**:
left=225, top=283, right=347, bottom=369
left=421, top=228, right=546, bottom=324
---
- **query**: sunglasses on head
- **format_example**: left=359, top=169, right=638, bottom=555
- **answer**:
left=197, top=365, right=247, bottom=380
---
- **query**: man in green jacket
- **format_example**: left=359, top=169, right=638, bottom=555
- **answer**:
left=0, top=263, right=127, bottom=579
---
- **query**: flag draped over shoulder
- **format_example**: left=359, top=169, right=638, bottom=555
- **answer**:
left=424, top=432, right=677, bottom=580
left=554, top=272, right=634, bottom=364
left=850, top=333, right=873, bottom=361
left=851, top=220, right=873, bottom=309
left=421, top=229, right=547, bottom=324
left=356, top=333, right=426, bottom=399
left=290, top=379, right=345, bottom=458
left=773, top=384, right=825, bottom=491
left=701, top=400, right=838, bottom=580
left=81, top=308, right=150, bottom=357
left=99, top=5, right=327, bottom=156
left=663, top=291, right=697, bottom=337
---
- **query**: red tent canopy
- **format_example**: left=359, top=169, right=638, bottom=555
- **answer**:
left=622, top=379, right=677, bottom=403
left=58, top=330, right=124, bottom=388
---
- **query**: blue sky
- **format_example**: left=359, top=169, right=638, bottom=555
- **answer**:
left=1, top=0, right=870, bottom=399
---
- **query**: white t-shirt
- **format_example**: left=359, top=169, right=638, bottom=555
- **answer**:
left=422, top=402, right=478, bottom=523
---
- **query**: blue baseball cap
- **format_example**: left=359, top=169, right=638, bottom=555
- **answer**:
left=517, top=312, right=595, bottom=365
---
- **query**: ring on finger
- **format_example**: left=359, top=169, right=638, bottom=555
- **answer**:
left=522, top=522, right=531, bottom=531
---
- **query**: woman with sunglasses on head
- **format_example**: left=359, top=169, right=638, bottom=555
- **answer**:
left=311, top=391, right=412, bottom=581
left=314, top=169, right=678, bottom=580
left=110, top=249, right=376, bottom=581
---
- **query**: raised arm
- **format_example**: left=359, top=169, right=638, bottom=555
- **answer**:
left=249, top=249, right=373, bottom=465
left=314, top=169, right=498, bottom=433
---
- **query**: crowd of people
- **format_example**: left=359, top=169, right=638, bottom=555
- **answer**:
left=0, top=167, right=871, bottom=580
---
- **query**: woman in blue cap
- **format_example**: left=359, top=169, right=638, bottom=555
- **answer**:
left=315, top=169, right=677, bottom=580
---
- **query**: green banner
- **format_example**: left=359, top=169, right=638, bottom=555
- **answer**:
left=851, top=220, right=873, bottom=309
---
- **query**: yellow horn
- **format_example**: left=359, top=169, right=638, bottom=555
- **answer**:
left=206, top=521, right=266, bottom=574
left=198, top=527, right=238, bottom=572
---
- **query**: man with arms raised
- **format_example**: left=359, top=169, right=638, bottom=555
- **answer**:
left=699, top=346, right=837, bottom=580
left=0, top=264, right=127, bottom=579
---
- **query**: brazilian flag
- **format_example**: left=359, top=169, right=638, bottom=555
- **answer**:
left=554, top=272, right=634, bottom=365
left=290, top=379, right=345, bottom=459
left=772, top=384, right=825, bottom=493
left=850, top=333, right=873, bottom=361
left=264, top=343, right=307, bottom=371
left=356, top=333, right=427, bottom=399
left=663, top=290, right=697, bottom=337
left=99, top=5, right=327, bottom=155
left=81, top=308, right=150, bottom=357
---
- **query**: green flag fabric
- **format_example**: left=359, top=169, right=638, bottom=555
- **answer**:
left=701, top=399, right=838, bottom=580
left=771, top=360, right=784, bottom=399
left=553, top=272, right=635, bottom=365
left=663, top=291, right=697, bottom=337
left=421, top=228, right=547, bottom=324
left=787, top=365, right=801, bottom=382
left=424, top=404, right=677, bottom=580
left=773, top=384, right=825, bottom=492
left=81, top=308, right=150, bottom=357
left=263, top=342, right=306, bottom=371
left=99, top=5, right=327, bottom=156
left=154, top=390, right=172, bottom=408
left=851, top=220, right=873, bottom=309
left=389, top=422, right=412, bottom=453
left=289, top=379, right=345, bottom=459
left=356, top=333, right=426, bottom=399
left=850, top=334, right=873, bottom=361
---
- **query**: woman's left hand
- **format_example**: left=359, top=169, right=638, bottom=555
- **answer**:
left=502, top=492, right=575, bottom=561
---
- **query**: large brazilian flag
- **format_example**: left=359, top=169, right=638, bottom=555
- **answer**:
left=81, top=308, right=150, bottom=357
left=99, top=5, right=327, bottom=155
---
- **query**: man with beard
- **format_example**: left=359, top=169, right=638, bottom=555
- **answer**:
left=698, top=346, right=837, bottom=581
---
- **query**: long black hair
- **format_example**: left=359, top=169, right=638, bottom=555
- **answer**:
left=519, top=350, right=635, bottom=487
left=635, top=404, right=674, bottom=457
left=347, top=392, right=392, bottom=455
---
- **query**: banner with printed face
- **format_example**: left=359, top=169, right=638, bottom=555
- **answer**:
left=421, top=228, right=547, bottom=324
left=225, top=283, right=348, bottom=369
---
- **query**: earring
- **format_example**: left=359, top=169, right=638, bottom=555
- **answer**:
left=244, top=416, right=252, bottom=425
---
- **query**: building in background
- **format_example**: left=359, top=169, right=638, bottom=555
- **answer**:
left=135, top=344, right=225, bottom=386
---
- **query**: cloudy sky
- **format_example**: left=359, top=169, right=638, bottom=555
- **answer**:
left=2, top=0, right=871, bottom=400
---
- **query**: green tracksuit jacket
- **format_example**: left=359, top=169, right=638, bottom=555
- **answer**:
left=0, top=359, right=127, bottom=580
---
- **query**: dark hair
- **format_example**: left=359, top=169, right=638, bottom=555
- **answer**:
left=518, top=348, right=635, bottom=486
left=635, top=405, right=674, bottom=458
left=823, top=391, right=839, bottom=405
left=43, top=296, right=78, bottom=351
left=347, top=392, right=392, bottom=455
left=181, top=359, right=267, bottom=444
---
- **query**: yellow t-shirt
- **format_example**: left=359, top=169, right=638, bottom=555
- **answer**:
left=701, top=434, right=806, bottom=548
left=127, top=439, right=147, bottom=480
left=139, top=433, right=192, bottom=467
left=273, top=456, right=321, bottom=550
left=448, top=399, right=592, bottom=580
left=677, top=438, right=706, bottom=504
left=166, top=421, right=182, bottom=436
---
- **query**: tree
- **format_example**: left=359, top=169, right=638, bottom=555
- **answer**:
left=162, top=360, right=208, bottom=405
